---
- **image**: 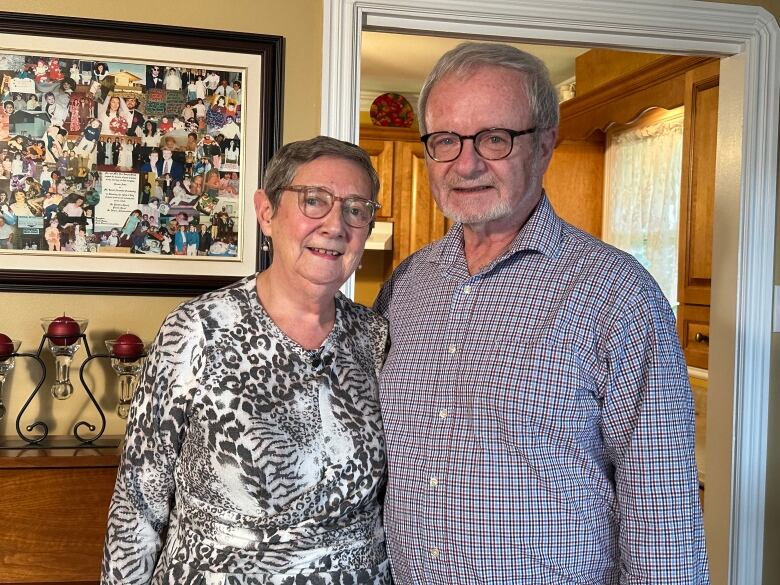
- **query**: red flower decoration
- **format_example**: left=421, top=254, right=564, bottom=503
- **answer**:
left=370, top=93, right=415, bottom=128
left=109, top=116, right=128, bottom=134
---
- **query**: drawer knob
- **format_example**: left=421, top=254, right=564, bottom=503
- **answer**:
left=695, top=332, right=709, bottom=344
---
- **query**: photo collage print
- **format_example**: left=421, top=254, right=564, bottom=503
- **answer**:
left=0, top=54, right=244, bottom=258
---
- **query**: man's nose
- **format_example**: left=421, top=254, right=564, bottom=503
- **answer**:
left=452, top=138, right=487, bottom=175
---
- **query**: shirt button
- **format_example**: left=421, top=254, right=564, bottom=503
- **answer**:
left=463, top=285, right=472, bottom=294
left=447, top=344, right=457, bottom=354
left=429, top=547, right=440, bottom=559
left=438, top=408, right=449, bottom=419
left=429, top=477, right=439, bottom=488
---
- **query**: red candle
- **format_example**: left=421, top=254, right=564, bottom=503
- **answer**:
left=47, top=316, right=81, bottom=346
left=111, top=333, right=145, bottom=359
left=0, top=333, right=15, bottom=359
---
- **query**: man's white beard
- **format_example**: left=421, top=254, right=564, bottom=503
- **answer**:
left=437, top=149, right=542, bottom=227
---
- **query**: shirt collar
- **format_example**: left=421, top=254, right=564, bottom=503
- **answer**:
left=431, top=191, right=563, bottom=275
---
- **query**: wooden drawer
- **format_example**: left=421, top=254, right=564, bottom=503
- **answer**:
left=678, top=303, right=709, bottom=369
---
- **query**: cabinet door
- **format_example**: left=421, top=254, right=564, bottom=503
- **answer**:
left=543, top=138, right=605, bottom=238
left=678, top=61, right=719, bottom=307
left=677, top=60, right=718, bottom=368
left=392, top=141, right=447, bottom=269
left=359, top=138, right=394, bottom=220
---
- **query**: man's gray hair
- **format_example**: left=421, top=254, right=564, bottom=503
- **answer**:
left=418, top=42, right=560, bottom=135
left=263, top=136, right=379, bottom=213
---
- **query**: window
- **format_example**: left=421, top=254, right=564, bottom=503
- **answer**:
left=602, top=107, right=684, bottom=310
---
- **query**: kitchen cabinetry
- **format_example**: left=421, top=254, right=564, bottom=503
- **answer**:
left=677, top=61, right=719, bottom=369
left=554, top=54, right=718, bottom=368
left=359, top=124, right=448, bottom=280
left=391, top=139, right=447, bottom=269
left=357, top=136, right=394, bottom=221
left=543, top=138, right=605, bottom=238
left=550, top=52, right=717, bottom=493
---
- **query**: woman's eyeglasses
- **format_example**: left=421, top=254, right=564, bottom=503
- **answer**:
left=282, top=185, right=380, bottom=228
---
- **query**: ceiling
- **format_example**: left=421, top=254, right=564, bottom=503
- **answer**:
left=360, top=31, right=588, bottom=108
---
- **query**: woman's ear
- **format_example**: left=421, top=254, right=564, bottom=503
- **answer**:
left=253, top=189, right=274, bottom=237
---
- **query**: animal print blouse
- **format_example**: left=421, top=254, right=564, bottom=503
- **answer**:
left=101, top=275, right=390, bottom=585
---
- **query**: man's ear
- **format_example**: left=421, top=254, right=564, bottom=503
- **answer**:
left=253, top=189, right=274, bottom=238
left=536, top=127, right=558, bottom=176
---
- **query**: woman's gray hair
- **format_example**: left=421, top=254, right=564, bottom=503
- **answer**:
left=418, top=42, right=559, bottom=136
left=262, top=136, right=379, bottom=213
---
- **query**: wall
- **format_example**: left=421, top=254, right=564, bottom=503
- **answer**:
left=0, top=0, right=322, bottom=437
left=762, top=3, right=780, bottom=579
left=769, top=229, right=780, bottom=585
left=715, top=0, right=780, bottom=12
left=708, top=0, right=777, bottom=552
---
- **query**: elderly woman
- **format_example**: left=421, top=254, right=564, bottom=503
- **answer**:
left=101, top=136, right=389, bottom=584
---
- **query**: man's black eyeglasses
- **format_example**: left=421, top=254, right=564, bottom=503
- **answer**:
left=420, top=127, right=537, bottom=162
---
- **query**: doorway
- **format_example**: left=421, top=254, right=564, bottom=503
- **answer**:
left=322, top=2, right=779, bottom=584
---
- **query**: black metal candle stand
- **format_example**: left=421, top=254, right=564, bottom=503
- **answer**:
left=0, top=333, right=118, bottom=449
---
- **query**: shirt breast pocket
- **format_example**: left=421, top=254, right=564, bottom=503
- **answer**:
left=471, top=340, right=593, bottom=450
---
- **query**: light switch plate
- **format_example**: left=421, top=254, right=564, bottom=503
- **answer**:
left=775, top=285, right=780, bottom=333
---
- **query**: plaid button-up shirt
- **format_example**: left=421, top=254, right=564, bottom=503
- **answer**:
left=376, top=194, right=708, bottom=584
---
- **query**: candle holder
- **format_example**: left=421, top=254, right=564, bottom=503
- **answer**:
left=41, top=316, right=89, bottom=401
left=0, top=334, right=46, bottom=447
left=0, top=336, right=22, bottom=420
left=1, top=319, right=119, bottom=448
left=104, top=335, right=147, bottom=419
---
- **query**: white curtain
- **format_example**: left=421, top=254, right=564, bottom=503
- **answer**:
left=603, top=113, right=684, bottom=309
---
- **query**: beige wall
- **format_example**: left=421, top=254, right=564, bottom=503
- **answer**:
left=768, top=285, right=780, bottom=585
left=0, top=0, right=322, bottom=437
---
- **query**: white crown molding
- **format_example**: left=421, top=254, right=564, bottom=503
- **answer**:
left=323, top=5, right=779, bottom=583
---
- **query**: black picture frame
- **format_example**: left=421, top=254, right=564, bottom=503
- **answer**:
left=0, top=12, right=283, bottom=296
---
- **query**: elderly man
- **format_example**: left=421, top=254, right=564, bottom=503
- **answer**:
left=376, top=43, right=708, bottom=584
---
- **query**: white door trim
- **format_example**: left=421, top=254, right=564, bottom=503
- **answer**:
left=323, top=2, right=779, bottom=583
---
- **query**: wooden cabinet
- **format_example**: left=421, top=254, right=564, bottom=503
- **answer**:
left=555, top=53, right=718, bottom=370
left=679, top=304, right=711, bottom=370
left=0, top=440, right=120, bottom=584
left=392, top=140, right=447, bottom=268
left=360, top=125, right=448, bottom=278
left=677, top=60, right=719, bottom=369
left=554, top=54, right=715, bottom=240
left=357, top=138, right=394, bottom=221
left=543, top=138, right=605, bottom=238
